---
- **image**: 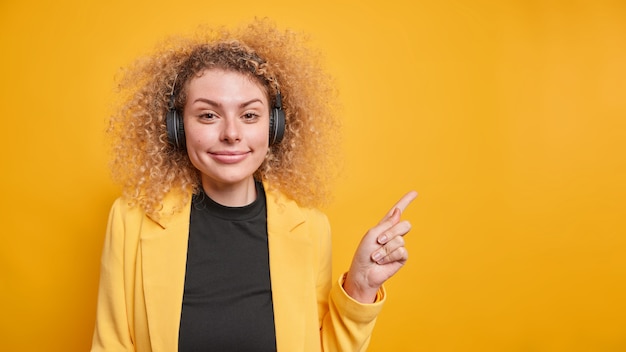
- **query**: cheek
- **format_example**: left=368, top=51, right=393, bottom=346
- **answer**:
left=184, top=124, right=215, bottom=146
left=249, top=121, right=270, bottom=146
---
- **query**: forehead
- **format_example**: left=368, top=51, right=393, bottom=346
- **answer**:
left=185, top=68, right=269, bottom=101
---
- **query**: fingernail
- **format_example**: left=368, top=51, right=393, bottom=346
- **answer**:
left=372, top=252, right=382, bottom=261
left=378, top=235, right=387, bottom=244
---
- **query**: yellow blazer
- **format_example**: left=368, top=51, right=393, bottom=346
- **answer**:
left=92, top=186, right=385, bottom=351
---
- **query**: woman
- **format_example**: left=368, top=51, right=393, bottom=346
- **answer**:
left=92, top=19, right=416, bottom=352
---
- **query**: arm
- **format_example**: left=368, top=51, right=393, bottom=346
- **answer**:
left=316, top=212, right=384, bottom=351
left=317, top=191, right=417, bottom=351
left=91, top=199, right=134, bottom=351
left=320, top=274, right=386, bottom=351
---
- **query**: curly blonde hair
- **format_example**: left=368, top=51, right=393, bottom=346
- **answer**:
left=108, top=19, right=340, bottom=217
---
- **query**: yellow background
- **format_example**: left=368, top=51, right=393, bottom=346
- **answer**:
left=1, top=0, right=625, bottom=351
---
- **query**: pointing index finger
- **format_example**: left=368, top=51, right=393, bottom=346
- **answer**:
left=383, top=190, right=418, bottom=219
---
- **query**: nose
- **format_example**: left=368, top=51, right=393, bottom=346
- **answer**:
left=220, top=117, right=241, bottom=143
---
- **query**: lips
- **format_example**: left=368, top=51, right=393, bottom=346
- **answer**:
left=208, top=151, right=251, bottom=164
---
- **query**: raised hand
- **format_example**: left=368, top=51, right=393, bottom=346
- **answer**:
left=343, top=191, right=418, bottom=303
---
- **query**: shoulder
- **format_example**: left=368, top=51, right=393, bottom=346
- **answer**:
left=107, top=197, right=143, bottom=226
left=264, top=185, right=331, bottom=258
left=265, top=185, right=329, bottom=228
left=107, top=190, right=193, bottom=229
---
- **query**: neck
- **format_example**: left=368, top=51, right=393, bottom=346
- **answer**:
left=201, top=177, right=257, bottom=207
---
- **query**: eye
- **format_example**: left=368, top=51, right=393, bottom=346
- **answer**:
left=199, top=112, right=216, bottom=121
left=242, top=112, right=260, bottom=122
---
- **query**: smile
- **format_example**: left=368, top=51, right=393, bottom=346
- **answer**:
left=209, top=151, right=251, bottom=164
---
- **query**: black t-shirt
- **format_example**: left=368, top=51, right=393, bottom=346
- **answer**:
left=178, top=182, right=277, bottom=352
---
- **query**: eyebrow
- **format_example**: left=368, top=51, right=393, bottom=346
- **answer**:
left=192, top=98, right=264, bottom=108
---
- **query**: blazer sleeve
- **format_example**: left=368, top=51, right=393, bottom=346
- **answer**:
left=314, top=211, right=386, bottom=351
left=91, top=198, right=135, bottom=351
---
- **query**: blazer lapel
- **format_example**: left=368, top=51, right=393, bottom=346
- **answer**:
left=140, top=196, right=191, bottom=351
left=266, top=189, right=314, bottom=351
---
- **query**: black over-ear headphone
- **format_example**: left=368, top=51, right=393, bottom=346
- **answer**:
left=268, top=91, right=286, bottom=146
left=166, top=87, right=286, bottom=150
left=166, top=92, right=186, bottom=150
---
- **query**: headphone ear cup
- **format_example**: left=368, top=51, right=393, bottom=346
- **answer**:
left=166, top=108, right=186, bottom=149
left=269, top=107, right=286, bottom=145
